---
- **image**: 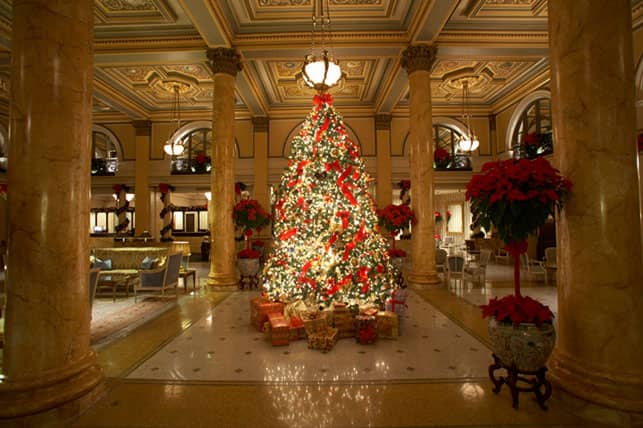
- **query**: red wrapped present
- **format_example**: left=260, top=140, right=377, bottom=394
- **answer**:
left=361, top=307, right=378, bottom=317
left=355, top=315, right=377, bottom=344
left=289, top=316, right=306, bottom=340
left=376, top=311, right=399, bottom=339
left=307, top=327, right=338, bottom=352
left=269, top=314, right=289, bottom=346
left=251, top=299, right=284, bottom=332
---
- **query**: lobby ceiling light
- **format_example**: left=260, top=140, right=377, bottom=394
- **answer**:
left=296, top=0, right=345, bottom=93
left=163, top=84, right=185, bottom=156
left=458, top=79, right=479, bottom=153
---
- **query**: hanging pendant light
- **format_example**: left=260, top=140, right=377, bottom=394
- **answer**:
left=458, top=80, right=479, bottom=153
left=163, top=84, right=185, bottom=156
left=296, top=0, right=345, bottom=93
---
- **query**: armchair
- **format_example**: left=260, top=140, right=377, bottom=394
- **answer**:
left=435, top=248, right=448, bottom=280
left=135, top=252, right=182, bottom=301
left=89, top=268, right=101, bottom=313
left=520, top=253, right=547, bottom=283
left=446, top=255, right=466, bottom=287
left=464, top=249, right=492, bottom=286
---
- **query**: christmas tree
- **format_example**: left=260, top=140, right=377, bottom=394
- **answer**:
left=262, top=93, right=399, bottom=307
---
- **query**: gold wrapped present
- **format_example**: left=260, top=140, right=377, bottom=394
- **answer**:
left=307, top=327, right=338, bottom=352
left=332, top=310, right=355, bottom=339
left=376, top=311, right=399, bottom=339
left=284, top=299, right=309, bottom=321
left=302, top=311, right=329, bottom=336
left=288, top=316, right=306, bottom=341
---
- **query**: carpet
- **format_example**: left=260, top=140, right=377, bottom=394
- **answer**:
left=91, top=296, right=178, bottom=348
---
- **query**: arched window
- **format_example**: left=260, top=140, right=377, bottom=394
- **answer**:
left=172, top=127, right=212, bottom=174
left=509, top=96, right=553, bottom=159
left=91, top=125, right=122, bottom=176
left=433, top=124, right=471, bottom=170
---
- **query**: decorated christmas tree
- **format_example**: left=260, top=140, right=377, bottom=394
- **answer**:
left=262, top=93, right=399, bottom=307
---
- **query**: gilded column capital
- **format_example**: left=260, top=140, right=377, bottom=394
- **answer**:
left=401, top=44, right=437, bottom=74
left=207, top=48, right=242, bottom=76
left=133, top=120, right=152, bottom=137
left=253, top=116, right=269, bottom=133
left=375, top=114, right=392, bottom=131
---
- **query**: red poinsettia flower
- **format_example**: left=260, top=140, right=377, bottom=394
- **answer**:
left=377, top=204, right=417, bottom=233
left=480, top=295, right=554, bottom=326
left=233, top=199, right=271, bottom=233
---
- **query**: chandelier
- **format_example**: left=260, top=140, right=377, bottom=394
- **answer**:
left=163, top=84, right=185, bottom=156
left=458, top=79, right=479, bottom=153
left=296, top=0, right=345, bottom=93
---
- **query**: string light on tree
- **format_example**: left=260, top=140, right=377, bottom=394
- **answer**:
left=262, top=94, right=398, bottom=307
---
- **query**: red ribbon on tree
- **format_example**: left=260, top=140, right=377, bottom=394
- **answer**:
left=279, top=228, right=298, bottom=241
left=325, top=233, right=338, bottom=252
left=313, top=93, right=333, bottom=108
left=315, top=118, right=330, bottom=142
left=335, top=211, right=350, bottom=229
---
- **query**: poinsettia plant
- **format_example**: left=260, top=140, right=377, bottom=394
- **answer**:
left=377, top=203, right=417, bottom=234
left=434, top=210, right=443, bottom=223
left=434, top=147, right=451, bottom=168
left=377, top=203, right=417, bottom=257
left=467, top=158, right=571, bottom=324
left=482, top=295, right=554, bottom=326
left=234, top=199, right=271, bottom=258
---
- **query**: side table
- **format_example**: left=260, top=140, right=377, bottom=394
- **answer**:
left=488, top=353, right=552, bottom=410
left=179, top=269, right=197, bottom=294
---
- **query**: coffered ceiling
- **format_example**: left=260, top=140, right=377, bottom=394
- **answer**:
left=0, top=0, right=639, bottom=121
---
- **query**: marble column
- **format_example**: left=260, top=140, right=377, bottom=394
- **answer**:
left=207, top=48, right=241, bottom=287
left=0, top=0, right=103, bottom=419
left=252, top=116, right=270, bottom=238
left=548, top=0, right=643, bottom=416
left=375, top=114, right=393, bottom=208
left=133, top=120, right=151, bottom=234
left=401, top=45, right=441, bottom=286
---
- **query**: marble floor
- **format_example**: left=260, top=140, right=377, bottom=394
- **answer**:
left=68, top=261, right=603, bottom=428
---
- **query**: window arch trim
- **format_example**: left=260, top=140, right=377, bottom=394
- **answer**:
left=505, top=90, right=551, bottom=154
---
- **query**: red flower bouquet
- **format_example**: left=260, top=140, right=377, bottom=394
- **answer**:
left=234, top=199, right=271, bottom=257
left=434, top=148, right=451, bottom=168
left=434, top=210, right=443, bottom=223
left=482, top=295, right=554, bottom=326
left=467, top=158, right=571, bottom=322
left=377, top=203, right=417, bottom=257
left=237, top=248, right=261, bottom=259
left=377, top=204, right=417, bottom=234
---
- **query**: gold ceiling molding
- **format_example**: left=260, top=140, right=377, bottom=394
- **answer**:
left=437, top=30, right=548, bottom=46
left=490, top=68, right=549, bottom=114
left=232, top=31, right=409, bottom=47
left=95, top=0, right=177, bottom=25
left=464, top=0, right=547, bottom=18
left=93, top=35, right=206, bottom=53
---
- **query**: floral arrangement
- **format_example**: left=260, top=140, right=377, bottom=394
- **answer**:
left=467, top=158, right=571, bottom=324
left=191, top=152, right=211, bottom=173
left=434, top=148, right=451, bottom=168
left=233, top=199, right=271, bottom=233
left=434, top=210, right=443, bottom=223
left=377, top=203, right=417, bottom=258
left=238, top=248, right=261, bottom=259
left=377, top=204, right=417, bottom=234
left=482, top=295, right=553, bottom=326
left=446, top=209, right=452, bottom=223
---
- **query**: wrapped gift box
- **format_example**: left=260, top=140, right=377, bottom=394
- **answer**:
left=385, top=288, right=407, bottom=318
left=301, top=311, right=329, bottom=336
left=289, top=316, right=306, bottom=341
left=355, top=315, right=377, bottom=344
left=251, top=299, right=284, bottom=332
left=332, top=310, right=356, bottom=339
left=376, top=311, right=399, bottom=339
left=307, top=327, right=338, bottom=352
left=284, top=300, right=308, bottom=321
left=269, top=313, right=290, bottom=346
left=360, top=307, right=378, bottom=317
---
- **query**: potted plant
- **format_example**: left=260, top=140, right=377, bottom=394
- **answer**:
left=466, top=157, right=572, bottom=372
left=233, top=199, right=271, bottom=276
left=434, top=147, right=451, bottom=169
left=434, top=210, right=443, bottom=223
left=376, top=203, right=417, bottom=262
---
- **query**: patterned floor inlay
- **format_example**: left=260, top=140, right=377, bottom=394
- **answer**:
left=127, top=290, right=491, bottom=383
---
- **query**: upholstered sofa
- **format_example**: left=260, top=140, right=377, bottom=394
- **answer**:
left=91, top=247, right=169, bottom=276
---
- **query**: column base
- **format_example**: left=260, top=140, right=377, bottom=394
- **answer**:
left=548, top=349, right=643, bottom=414
left=406, top=269, right=442, bottom=286
left=0, top=354, right=104, bottom=420
left=207, top=272, right=238, bottom=287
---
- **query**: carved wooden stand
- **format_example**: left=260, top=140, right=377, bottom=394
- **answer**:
left=488, top=353, right=552, bottom=410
